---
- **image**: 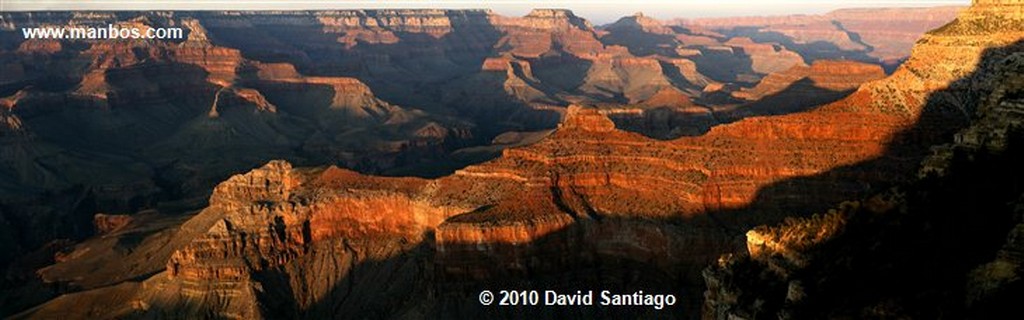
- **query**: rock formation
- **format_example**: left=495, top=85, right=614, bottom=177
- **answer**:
left=702, top=1, right=1024, bottom=318
left=733, top=60, right=885, bottom=101
left=676, top=6, right=964, bottom=66
left=92, top=214, right=134, bottom=234
left=724, top=60, right=886, bottom=120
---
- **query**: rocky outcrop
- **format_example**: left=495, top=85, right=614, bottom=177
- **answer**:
left=558, top=105, right=617, bottom=132
left=734, top=60, right=886, bottom=101
left=600, top=12, right=678, bottom=57
left=703, top=85, right=1023, bottom=317
left=92, top=214, right=133, bottom=234
left=486, top=9, right=605, bottom=59
left=702, top=2, right=1024, bottom=318
left=722, top=60, right=887, bottom=119
left=606, top=12, right=674, bottom=35
left=577, top=55, right=685, bottom=104
left=27, top=161, right=467, bottom=318
left=722, top=37, right=806, bottom=75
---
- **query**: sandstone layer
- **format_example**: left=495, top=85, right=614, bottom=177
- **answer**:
left=703, top=1, right=1024, bottom=318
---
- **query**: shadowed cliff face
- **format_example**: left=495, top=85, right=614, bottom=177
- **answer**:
left=704, top=45, right=1024, bottom=320
left=0, top=7, right=977, bottom=320
left=702, top=1, right=1024, bottom=318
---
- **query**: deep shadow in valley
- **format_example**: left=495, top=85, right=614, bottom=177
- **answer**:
left=608, top=78, right=855, bottom=140
left=600, top=24, right=680, bottom=57
left=689, top=48, right=756, bottom=84
left=202, top=10, right=567, bottom=173
left=719, top=78, right=853, bottom=120
left=529, top=50, right=594, bottom=94
left=199, top=11, right=557, bottom=137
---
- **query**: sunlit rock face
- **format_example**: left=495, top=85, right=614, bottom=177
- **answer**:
left=734, top=60, right=885, bottom=101
left=702, top=1, right=1024, bottom=318
left=726, top=60, right=886, bottom=120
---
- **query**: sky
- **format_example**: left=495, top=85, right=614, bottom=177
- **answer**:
left=0, top=0, right=971, bottom=24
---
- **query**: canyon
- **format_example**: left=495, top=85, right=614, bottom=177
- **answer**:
left=677, top=6, right=964, bottom=70
left=703, top=1, right=1024, bottom=318
left=2, top=3, right=1016, bottom=319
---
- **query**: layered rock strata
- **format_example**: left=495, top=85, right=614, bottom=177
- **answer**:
left=703, top=1, right=1024, bottom=318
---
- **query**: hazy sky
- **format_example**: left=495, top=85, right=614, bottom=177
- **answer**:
left=0, top=0, right=971, bottom=24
